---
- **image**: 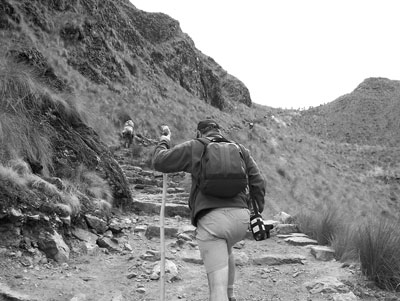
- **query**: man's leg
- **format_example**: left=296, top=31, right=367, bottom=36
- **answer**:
left=227, top=252, right=235, bottom=299
left=197, top=222, right=230, bottom=301
left=196, top=208, right=249, bottom=301
left=128, top=134, right=133, bottom=148
left=207, top=266, right=229, bottom=301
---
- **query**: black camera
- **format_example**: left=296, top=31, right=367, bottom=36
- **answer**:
left=250, top=213, right=274, bottom=241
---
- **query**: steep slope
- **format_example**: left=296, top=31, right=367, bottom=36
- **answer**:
left=0, top=0, right=250, bottom=111
left=1, top=2, right=400, bottom=298
left=1, top=0, right=400, bottom=225
left=295, top=77, right=400, bottom=146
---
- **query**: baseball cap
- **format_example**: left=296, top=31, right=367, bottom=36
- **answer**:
left=197, top=119, right=220, bottom=131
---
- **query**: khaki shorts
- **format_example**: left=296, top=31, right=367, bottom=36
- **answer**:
left=196, top=207, right=250, bottom=273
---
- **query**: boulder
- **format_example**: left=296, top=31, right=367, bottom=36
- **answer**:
left=276, top=233, right=308, bottom=239
left=72, top=228, right=99, bottom=244
left=273, top=211, right=294, bottom=224
left=85, top=214, right=108, bottom=234
left=274, top=223, right=299, bottom=234
left=253, top=254, right=306, bottom=265
left=284, top=236, right=318, bottom=246
left=151, top=259, right=179, bottom=281
left=233, top=251, right=250, bottom=266
left=145, top=225, right=178, bottom=239
left=332, top=292, right=358, bottom=301
left=0, top=282, right=37, bottom=301
left=305, top=276, right=349, bottom=294
left=96, top=237, right=120, bottom=252
left=310, top=245, right=335, bottom=261
left=37, top=230, right=70, bottom=263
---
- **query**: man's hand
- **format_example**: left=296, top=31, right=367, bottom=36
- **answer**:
left=160, top=125, right=171, bottom=142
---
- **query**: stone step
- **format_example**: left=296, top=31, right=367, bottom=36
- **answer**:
left=144, top=222, right=196, bottom=239
left=167, top=188, right=186, bottom=194
left=132, top=183, right=187, bottom=194
left=131, top=198, right=190, bottom=218
left=132, top=185, right=163, bottom=194
left=127, top=176, right=161, bottom=187
left=166, top=192, right=189, bottom=199
left=120, top=165, right=143, bottom=172
left=284, top=236, right=318, bottom=246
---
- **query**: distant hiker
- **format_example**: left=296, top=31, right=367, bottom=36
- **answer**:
left=121, top=120, right=135, bottom=148
left=249, top=122, right=254, bottom=129
left=152, top=119, right=266, bottom=301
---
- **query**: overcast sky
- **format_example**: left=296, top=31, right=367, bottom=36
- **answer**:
left=130, top=1, right=400, bottom=109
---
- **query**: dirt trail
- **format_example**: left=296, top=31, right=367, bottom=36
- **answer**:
left=1, top=148, right=399, bottom=301
left=1, top=210, right=394, bottom=301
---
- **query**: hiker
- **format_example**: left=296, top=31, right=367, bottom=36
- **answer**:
left=121, top=119, right=135, bottom=148
left=152, top=119, right=266, bottom=301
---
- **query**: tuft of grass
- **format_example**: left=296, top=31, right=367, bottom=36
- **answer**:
left=0, top=53, right=86, bottom=174
left=329, top=223, right=358, bottom=262
left=93, top=199, right=112, bottom=214
left=71, top=165, right=113, bottom=206
left=0, top=160, right=83, bottom=217
left=0, top=164, right=28, bottom=189
left=295, top=204, right=342, bottom=245
left=59, top=192, right=81, bottom=216
left=27, top=175, right=60, bottom=197
left=354, top=217, right=400, bottom=291
left=9, top=158, right=32, bottom=176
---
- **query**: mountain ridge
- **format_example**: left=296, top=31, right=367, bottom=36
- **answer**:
left=2, top=0, right=400, bottom=220
left=295, top=77, right=400, bottom=146
left=0, top=1, right=400, bottom=298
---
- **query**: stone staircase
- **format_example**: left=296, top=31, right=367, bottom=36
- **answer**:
left=113, top=148, right=191, bottom=219
left=107, top=148, right=374, bottom=301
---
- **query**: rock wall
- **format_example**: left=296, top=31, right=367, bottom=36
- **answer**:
left=1, top=0, right=252, bottom=110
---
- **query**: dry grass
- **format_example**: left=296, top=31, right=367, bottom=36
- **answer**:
left=329, top=223, right=358, bottom=262
left=58, top=192, right=81, bottom=216
left=0, top=53, right=84, bottom=174
left=0, top=164, right=28, bottom=189
left=295, top=204, right=343, bottom=246
left=0, top=158, right=111, bottom=217
left=70, top=164, right=113, bottom=206
left=300, top=208, right=400, bottom=291
left=0, top=52, right=115, bottom=217
left=28, top=175, right=60, bottom=197
left=354, top=217, right=400, bottom=291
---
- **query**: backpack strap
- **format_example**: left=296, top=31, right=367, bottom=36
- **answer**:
left=197, top=137, right=247, bottom=168
left=195, top=136, right=248, bottom=193
left=196, top=136, right=235, bottom=160
left=195, top=137, right=225, bottom=193
left=251, top=198, right=260, bottom=214
left=196, top=137, right=211, bottom=147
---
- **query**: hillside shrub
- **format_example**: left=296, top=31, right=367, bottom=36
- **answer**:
left=295, top=204, right=343, bottom=245
left=58, top=192, right=81, bottom=216
left=354, top=217, right=400, bottom=291
left=0, top=53, right=84, bottom=174
left=0, top=160, right=81, bottom=216
left=70, top=164, right=113, bottom=206
left=329, top=223, right=358, bottom=262
left=0, top=164, right=28, bottom=189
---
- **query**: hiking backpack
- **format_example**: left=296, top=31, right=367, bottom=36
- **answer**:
left=196, top=137, right=248, bottom=198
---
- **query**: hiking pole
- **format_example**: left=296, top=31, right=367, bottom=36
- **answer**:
left=160, top=173, right=167, bottom=301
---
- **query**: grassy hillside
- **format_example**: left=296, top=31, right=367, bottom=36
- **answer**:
left=296, top=77, right=400, bottom=146
left=1, top=0, right=399, bottom=224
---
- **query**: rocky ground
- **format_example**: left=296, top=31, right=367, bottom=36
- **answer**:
left=0, top=148, right=399, bottom=301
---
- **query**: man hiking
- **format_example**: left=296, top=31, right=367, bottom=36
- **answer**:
left=121, top=119, right=135, bottom=148
left=152, top=119, right=266, bottom=301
